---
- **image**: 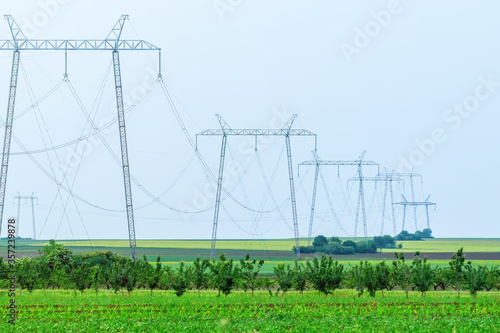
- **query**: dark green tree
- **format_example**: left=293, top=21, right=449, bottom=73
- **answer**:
left=348, top=263, right=365, bottom=297
left=312, top=235, right=329, bottom=249
left=273, top=263, right=294, bottom=297
left=411, top=251, right=434, bottom=297
left=209, top=253, right=238, bottom=296
left=35, top=257, right=51, bottom=294
left=146, top=256, right=163, bottom=295
left=239, top=255, right=264, bottom=296
left=135, top=256, right=150, bottom=290
left=329, top=237, right=342, bottom=244
left=91, top=265, right=103, bottom=295
left=109, top=262, right=123, bottom=294
left=70, top=262, right=92, bottom=295
left=172, top=261, right=191, bottom=297
left=484, top=266, right=500, bottom=291
left=392, top=252, right=412, bottom=298
left=192, top=257, right=210, bottom=294
left=18, top=258, right=38, bottom=294
left=421, top=228, right=433, bottom=238
left=361, top=261, right=378, bottom=297
left=292, top=260, right=308, bottom=296
left=307, top=256, right=344, bottom=296
left=123, top=261, right=137, bottom=295
left=449, top=247, right=466, bottom=298
left=375, top=261, right=392, bottom=297
left=373, top=235, right=396, bottom=250
left=159, top=266, right=174, bottom=290
left=38, top=239, right=72, bottom=269
left=432, top=267, right=452, bottom=291
left=257, top=275, right=276, bottom=297
left=464, top=262, right=487, bottom=298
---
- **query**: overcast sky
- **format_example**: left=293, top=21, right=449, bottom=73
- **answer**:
left=0, top=0, right=498, bottom=242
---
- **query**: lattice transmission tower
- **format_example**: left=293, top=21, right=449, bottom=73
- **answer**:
left=13, top=192, right=38, bottom=239
left=0, top=15, right=161, bottom=260
left=298, top=151, right=379, bottom=244
left=347, top=172, right=403, bottom=236
left=197, top=114, right=316, bottom=259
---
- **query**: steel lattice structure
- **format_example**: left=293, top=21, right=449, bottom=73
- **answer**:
left=299, top=151, right=379, bottom=244
left=0, top=15, right=161, bottom=261
left=348, top=173, right=403, bottom=236
left=197, top=114, right=316, bottom=259
left=394, top=194, right=436, bottom=232
left=13, top=192, right=38, bottom=240
left=378, top=172, right=423, bottom=231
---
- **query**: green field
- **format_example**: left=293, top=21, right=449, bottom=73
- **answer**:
left=30, top=239, right=300, bottom=251
left=6, top=238, right=500, bottom=274
left=1, top=290, right=499, bottom=332
left=22, top=237, right=500, bottom=253
left=380, top=238, right=500, bottom=253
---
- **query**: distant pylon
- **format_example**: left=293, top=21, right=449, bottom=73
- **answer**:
left=13, top=192, right=38, bottom=239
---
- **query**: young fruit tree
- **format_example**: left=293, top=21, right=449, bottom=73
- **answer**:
left=273, top=263, right=294, bottom=297
left=292, top=260, right=308, bottom=296
left=209, top=253, right=239, bottom=297
left=464, top=261, right=487, bottom=298
left=192, top=257, right=210, bottom=294
left=239, top=255, right=265, bottom=297
left=392, top=252, right=412, bottom=298
left=411, top=251, right=434, bottom=297
left=449, top=248, right=466, bottom=298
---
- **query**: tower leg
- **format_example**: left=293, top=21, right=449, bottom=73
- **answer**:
left=112, top=50, right=137, bottom=261
left=410, top=174, right=417, bottom=231
left=31, top=195, right=36, bottom=240
left=307, top=164, right=319, bottom=246
left=210, top=135, right=227, bottom=259
left=0, top=51, right=20, bottom=237
left=354, top=185, right=361, bottom=238
left=389, top=180, right=397, bottom=237
left=285, top=135, right=300, bottom=259
left=402, top=205, right=406, bottom=232
left=358, top=165, right=368, bottom=241
left=425, top=205, right=430, bottom=230
left=381, top=179, right=388, bottom=236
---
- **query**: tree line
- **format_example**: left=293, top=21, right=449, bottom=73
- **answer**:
left=1, top=240, right=498, bottom=298
left=295, top=229, right=433, bottom=255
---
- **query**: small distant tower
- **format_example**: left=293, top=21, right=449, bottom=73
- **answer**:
left=13, top=192, right=38, bottom=239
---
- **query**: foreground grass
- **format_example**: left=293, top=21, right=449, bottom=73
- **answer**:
left=1, top=290, right=499, bottom=332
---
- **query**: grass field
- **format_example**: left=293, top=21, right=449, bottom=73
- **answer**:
left=380, top=238, right=500, bottom=253
left=5, top=238, right=500, bottom=274
left=1, top=290, right=499, bottom=332
left=23, top=237, right=500, bottom=253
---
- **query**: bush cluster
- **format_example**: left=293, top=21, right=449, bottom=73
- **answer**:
left=396, top=228, right=433, bottom=241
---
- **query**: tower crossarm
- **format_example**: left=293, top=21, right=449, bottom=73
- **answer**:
left=197, top=129, right=316, bottom=136
left=394, top=201, right=436, bottom=206
left=348, top=176, right=404, bottom=182
left=0, top=39, right=160, bottom=51
left=378, top=172, right=423, bottom=179
left=299, top=160, right=378, bottom=166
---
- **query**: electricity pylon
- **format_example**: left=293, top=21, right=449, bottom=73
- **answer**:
left=347, top=172, right=403, bottom=236
left=197, top=114, right=317, bottom=259
left=394, top=194, right=436, bottom=231
left=298, top=151, right=379, bottom=244
left=378, top=171, right=422, bottom=231
left=13, top=192, right=38, bottom=239
left=0, top=15, right=161, bottom=260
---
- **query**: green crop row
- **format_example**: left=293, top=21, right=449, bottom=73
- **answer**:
left=1, top=290, right=499, bottom=332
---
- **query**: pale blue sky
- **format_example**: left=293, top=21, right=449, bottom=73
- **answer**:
left=0, top=0, right=498, bottom=241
